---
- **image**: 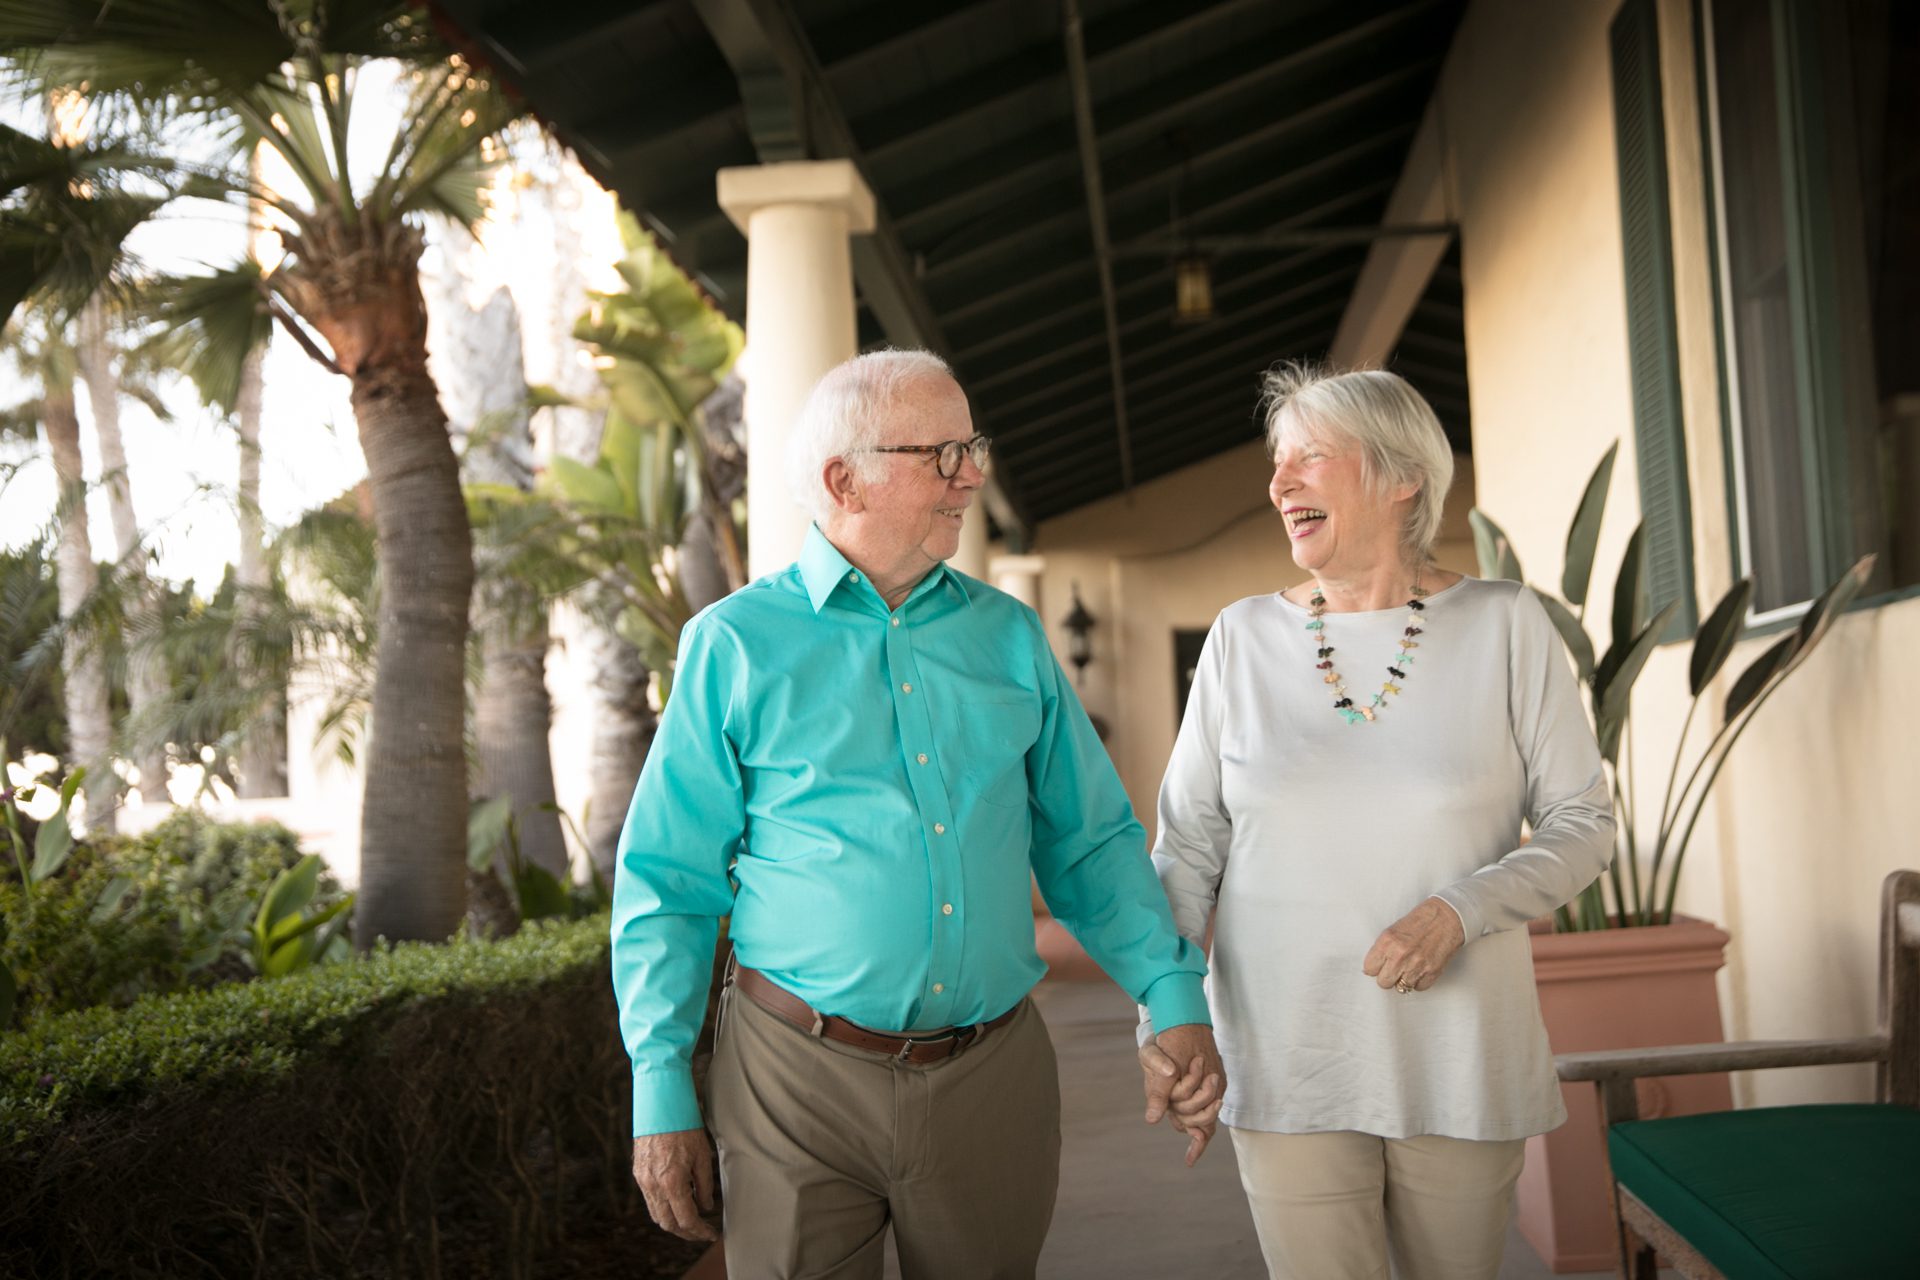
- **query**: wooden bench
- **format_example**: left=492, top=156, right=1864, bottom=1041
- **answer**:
left=1555, top=869, right=1920, bottom=1279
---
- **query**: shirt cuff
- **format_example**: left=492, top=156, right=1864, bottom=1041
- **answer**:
left=631, top=1068, right=704, bottom=1137
left=1431, top=889, right=1481, bottom=946
left=1140, top=971, right=1210, bottom=1035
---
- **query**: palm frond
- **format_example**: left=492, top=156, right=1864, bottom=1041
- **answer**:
left=141, top=260, right=273, bottom=413
left=376, top=67, right=517, bottom=225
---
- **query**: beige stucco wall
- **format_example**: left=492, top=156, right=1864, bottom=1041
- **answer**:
left=1018, top=441, right=1478, bottom=837
left=1435, top=0, right=1919, bottom=1107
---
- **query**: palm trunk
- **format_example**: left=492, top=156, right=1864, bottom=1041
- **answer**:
left=348, top=361, right=472, bottom=944
left=232, top=344, right=288, bottom=797
left=428, top=272, right=567, bottom=881
left=77, top=296, right=169, bottom=804
left=42, top=388, right=115, bottom=834
left=579, top=617, right=655, bottom=878
left=280, top=216, right=472, bottom=945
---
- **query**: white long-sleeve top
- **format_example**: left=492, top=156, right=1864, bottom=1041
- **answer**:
left=1150, top=577, right=1614, bottom=1140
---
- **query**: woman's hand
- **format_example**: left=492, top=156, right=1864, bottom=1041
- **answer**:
left=1362, top=896, right=1466, bottom=992
left=1139, top=1023, right=1227, bottom=1166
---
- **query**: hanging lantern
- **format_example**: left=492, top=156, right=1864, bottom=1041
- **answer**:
left=1174, top=253, right=1214, bottom=324
left=1062, top=583, right=1097, bottom=679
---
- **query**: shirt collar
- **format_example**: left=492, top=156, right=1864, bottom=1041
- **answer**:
left=798, top=524, right=974, bottom=614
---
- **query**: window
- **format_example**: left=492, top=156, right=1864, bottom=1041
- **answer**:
left=1173, top=627, right=1208, bottom=724
left=1701, top=0, right=1919, bottom=617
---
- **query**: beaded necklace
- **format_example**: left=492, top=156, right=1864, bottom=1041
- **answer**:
left=1304, top=572, right=1428, bottom=725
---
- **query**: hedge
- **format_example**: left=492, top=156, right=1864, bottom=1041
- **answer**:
left=0, top=913, right=682, bottom=1279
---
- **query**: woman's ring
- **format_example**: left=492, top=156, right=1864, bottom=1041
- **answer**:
left=1395, top=980, right=1413, bottom=994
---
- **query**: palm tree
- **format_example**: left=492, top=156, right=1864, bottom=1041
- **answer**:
left=2, top=309, right=116, bottom=830
left=423, top=248, right=569, bottom=881
left=2, top=2, right=522, bottom=943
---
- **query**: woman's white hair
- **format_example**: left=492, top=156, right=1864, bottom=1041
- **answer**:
left=1259, top=362, right=1456, bottom=560
left=786, top=348, right=957, bottom=525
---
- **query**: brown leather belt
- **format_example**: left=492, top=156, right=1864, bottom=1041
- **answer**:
left=732, top=965, right=1020, bottom=1065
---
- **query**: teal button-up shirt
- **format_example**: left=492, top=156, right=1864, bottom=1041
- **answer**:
left=611, top=526, right=1210, bottom=1136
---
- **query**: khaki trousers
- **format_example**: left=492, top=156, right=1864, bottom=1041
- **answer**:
left=1228, top=1127, right=1526, bottom=1280
left=707, top=986, right=1061, bottom=1280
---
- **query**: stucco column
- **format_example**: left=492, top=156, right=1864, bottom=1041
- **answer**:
left=718, top=161, right=876, bottom=577
left=990, top=554, right=1046, bottom=612
left=952, top=494, right=990, bottom=578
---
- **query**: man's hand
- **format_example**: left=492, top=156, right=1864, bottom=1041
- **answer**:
left=1362, top=896, right=1466, bottom=993
left=632, top=1128, right=719, bottom=1242
left=1138, top=1022, right=1226, bottom=1167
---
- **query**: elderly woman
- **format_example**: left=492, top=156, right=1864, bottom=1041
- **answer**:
left=1142, top=365, right=1614, bottom=1280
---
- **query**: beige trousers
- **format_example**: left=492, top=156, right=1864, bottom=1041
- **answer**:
left=707, top=986, right=1061, bottom=1280
left=1228, top=1127, right=1526, bottom=1280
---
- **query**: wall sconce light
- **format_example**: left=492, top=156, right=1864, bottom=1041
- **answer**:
left=1174, top=253, right=1214, bottom=324
left=1062, top=582, right=1097, bottom=681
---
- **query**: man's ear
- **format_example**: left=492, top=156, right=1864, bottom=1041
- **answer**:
left=824, top=457, right=866, bottom=515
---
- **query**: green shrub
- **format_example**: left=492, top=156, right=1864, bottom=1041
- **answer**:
left=0, top=913, right=657, bottom=1280
left=0, top=841, right=186, bottom=1021
left=0, top=811, right=351, bottom=1025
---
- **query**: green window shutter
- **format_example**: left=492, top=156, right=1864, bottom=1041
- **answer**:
left=1610, top=0, right=1698, bottom=639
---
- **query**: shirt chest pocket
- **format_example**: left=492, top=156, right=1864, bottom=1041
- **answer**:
left=950, top=697, right=1041, bottom=810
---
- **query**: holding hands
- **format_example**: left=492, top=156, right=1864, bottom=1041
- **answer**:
left=1138, top=1022, right=1227, bottom=1167
left=1362, top=896, right=1466, bottom=993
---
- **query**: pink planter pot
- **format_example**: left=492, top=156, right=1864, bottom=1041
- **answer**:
left=1517, top=916, right=1733, bottom=1273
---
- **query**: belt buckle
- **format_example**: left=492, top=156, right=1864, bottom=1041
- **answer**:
left=896, top=1023, right=978, bottom=1064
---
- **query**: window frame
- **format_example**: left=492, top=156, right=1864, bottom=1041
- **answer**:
left=1696, top=0, right=1895, bottom=628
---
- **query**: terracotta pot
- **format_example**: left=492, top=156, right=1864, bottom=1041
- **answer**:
left=1516, top=915, right=1732, bottom=1273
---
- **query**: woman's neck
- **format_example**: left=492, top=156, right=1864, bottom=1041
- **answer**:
left=1311, top=556, right=1427, bottom=612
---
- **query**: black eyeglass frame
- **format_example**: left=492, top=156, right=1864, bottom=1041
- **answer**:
left=863, top=435, right=992, bottom=479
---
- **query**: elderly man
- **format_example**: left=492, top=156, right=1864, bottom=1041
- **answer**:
left=611, top=348, right=1223, bottom=1278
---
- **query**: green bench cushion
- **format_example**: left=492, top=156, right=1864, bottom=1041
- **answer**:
left=1609, top=1103, right=1920, bottom=1280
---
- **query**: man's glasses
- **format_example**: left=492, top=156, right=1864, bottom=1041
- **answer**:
left=864, top=435, right=992, bottom=480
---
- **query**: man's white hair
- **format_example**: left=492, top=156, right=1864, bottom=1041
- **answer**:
left=1259, top=362, right=1456, bottom=560
left=786, top=348, right=957, bottom=525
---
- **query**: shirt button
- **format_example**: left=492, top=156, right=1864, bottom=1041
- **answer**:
left=850, top=571, right=860, bottom=583
left=934, top=823, right=946, bottom=835
left=942, top=903, right=954, bottom=916
left=917, top=753, right=928, bottom=765
left=933, top=983, right=945, bottom=994
left=901, top=682, right=913, bottom=693
left=891, top=616, right=901, bottom=627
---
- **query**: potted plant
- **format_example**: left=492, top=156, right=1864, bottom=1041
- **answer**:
left=1471, top=443, right=1873, bottom=1271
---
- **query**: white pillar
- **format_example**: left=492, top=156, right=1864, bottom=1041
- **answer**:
left=718, top=161, right=876, bottom=577
left=952, top=498, right=990, bottom=579
left=990, top=554, right=1046, bottom=612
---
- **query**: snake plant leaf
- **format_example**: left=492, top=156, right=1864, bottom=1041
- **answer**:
left=548, top=455, right=626, bottom=517
left=467, top=793, right=515, bottom=873
left=1610, top=523, right=1646, bottom=660
left=254, top=854, right=321, bottom=940
left=1725, top=634, right=1797, bottom=722
left=1469, top=510, right=1524, bottom=582
left=600, top=408, right=645, bottom=515
left=90, top=874, right=134, bottom=922
left=1533, top=589, right=1596, bottom=684
left=1595, top=598, right=1682, bottom=763
left=512, top=861, right=573, bottom=921
left=1561, top=442, right=1618, bottom=608
left=29, top=808, right=72, bottom=883
left=267, top=894, right=352, bottom=949
left=262, top=934, right=316, bottom=978
left=1689, top=579, right=1754, bottom=696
